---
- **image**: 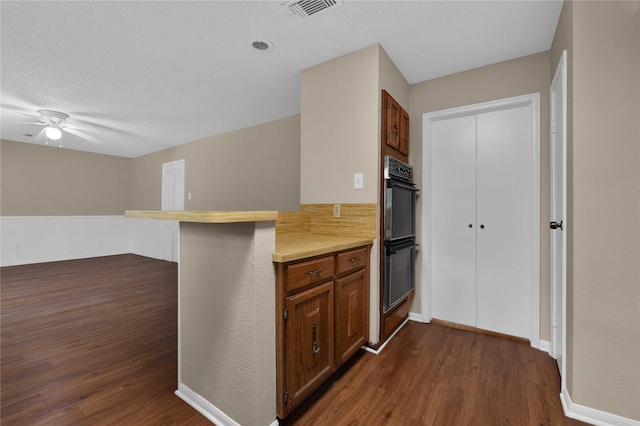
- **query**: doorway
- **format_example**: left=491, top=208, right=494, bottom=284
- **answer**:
left=422, top=93, right=540, bottom=345
left=161, top=159, right=185, bottom=262
left=550, top=50, right=567, bottom=383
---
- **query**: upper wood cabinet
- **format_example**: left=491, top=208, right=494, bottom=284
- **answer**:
left=382, top=90, right=409, bottom=158
left=399, top=108, right=409, bottom=156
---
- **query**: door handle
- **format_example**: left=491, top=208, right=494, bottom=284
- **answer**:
left=550, top=220, right=563, bottom=230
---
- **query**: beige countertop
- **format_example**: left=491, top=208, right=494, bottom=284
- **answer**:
left=274, top=233, right=374, bottom=263
left=125, top=210, right=279, bottom=223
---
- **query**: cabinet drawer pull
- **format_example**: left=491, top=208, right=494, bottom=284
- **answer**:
left=308, top=269, right=324, bottom=276
left=350, top=258, right=361, bottom=263
left=311, top=322, right=320, bottom=355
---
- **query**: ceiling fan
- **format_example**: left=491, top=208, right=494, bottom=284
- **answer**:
left=20, top=109, right=101, bottom=147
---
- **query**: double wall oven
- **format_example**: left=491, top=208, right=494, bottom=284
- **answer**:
left=383, top=156, right=418, bottom=312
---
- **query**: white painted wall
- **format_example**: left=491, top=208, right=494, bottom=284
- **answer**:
left=1, top=216, right=166, bottom=267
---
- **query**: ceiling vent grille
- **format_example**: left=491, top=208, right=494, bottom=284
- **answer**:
left=285, top=0, right=344, bottom=21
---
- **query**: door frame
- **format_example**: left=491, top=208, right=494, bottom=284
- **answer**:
left=161, top=159, right=185, bottom=263
left=550, top=50, right=567, bottom=385
left=421, top=93, right=541, bottom=348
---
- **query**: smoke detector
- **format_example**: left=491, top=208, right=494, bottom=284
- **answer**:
left=284, top=0, right=344, bottom=21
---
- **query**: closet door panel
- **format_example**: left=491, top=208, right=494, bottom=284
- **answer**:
left=476, top=106, right=532, bottom=338
left=431, top=115, right=477, bottom=327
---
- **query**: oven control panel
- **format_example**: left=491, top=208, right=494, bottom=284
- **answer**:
left=384, top=155, right=413, bottom=183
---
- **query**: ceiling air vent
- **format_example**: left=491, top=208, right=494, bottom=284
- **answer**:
left=285, top=0, right=344, bottom=21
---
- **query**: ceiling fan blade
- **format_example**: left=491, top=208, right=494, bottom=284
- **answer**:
left=17, top=121, right=46, bottom=125
left=64, top=122, right=100, bottom=133
left=64, top=127, right=101, bottom=144
left=18, top=112, right=43, bottom=120
left=34, top=127, right=47, bottom=141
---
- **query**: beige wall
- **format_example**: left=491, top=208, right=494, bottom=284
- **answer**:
left=562, top=1, right=640, bottom=420
left=300, top=44, right=409, bottom=344
left=300, top=45, right=379, bottom=204
left=179, top=221, right=276, bottom=425
left=2, top=115, right=300, bottom=216
left=409, top=52, right=552, bottom=340
left=0, top=139, right=132, bottom=216
left=130, top=115, right=300, bottom=212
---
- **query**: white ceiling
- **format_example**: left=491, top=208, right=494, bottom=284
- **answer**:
left=1, top=1, right=563, bottom=158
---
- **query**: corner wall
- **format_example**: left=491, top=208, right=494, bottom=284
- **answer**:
left=558, top=1, right=640, bottom=421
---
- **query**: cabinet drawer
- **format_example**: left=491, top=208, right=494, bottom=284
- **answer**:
left=336, top=247, right=368, bottom=275
left=286, top=256, right=334, bottom=293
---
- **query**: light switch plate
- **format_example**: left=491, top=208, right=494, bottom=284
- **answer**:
left=354, top=173, right=363, bottom=189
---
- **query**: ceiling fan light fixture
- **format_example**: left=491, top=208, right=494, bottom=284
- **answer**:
left=45, top=126, right=62, bottom=140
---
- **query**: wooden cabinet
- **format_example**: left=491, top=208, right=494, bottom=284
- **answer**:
left=379, top=89, right=411, bottom=343
left=284, top=281, right=334, bottom=410
left=399, top=108, right=410, bottom=156
left=275, top=244, right=371, bottom=419
left=335, top=268, right=367, bottom=366
left=381, top=90, right=409, bottom=159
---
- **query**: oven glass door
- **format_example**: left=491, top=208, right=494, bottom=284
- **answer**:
left=385, top=179, right=417, bottom=241
left=384, top=239, right=416, bottom=312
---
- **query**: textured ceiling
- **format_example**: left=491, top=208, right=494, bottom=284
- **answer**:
left=0, top=1, right=563, bottom=158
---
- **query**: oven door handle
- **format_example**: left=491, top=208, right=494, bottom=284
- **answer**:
left=387, top=243, right=419, bottom=255
left=387, top=179, right=419, bottom=192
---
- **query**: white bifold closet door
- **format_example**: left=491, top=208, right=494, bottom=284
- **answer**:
left=431, top=106, right=532, bottom=339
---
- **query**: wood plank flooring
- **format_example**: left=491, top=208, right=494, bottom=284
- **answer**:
left=1, top=254, right=210, bottom=425
left=2, top=254, right=588, bottom=425
left=282, top=321, right=589, bottom=426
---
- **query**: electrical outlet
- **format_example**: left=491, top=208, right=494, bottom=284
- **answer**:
left=333, top=204, right=341, bottom=218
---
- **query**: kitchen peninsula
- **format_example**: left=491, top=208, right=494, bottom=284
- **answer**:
left=125, top=208, right=375, bottom=425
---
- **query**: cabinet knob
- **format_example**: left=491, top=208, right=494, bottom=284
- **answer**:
left=468, top=224, right=473, bottom=228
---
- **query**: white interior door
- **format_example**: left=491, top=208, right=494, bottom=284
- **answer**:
left=476, top=106, right=532, bottom=339
left=550, top=51, right=567, bottom=377
left=431, top=114, right=477, bottom=327
left=427, top=95, right=538, bottom=342
left=162, top=159, right=185, bottom=262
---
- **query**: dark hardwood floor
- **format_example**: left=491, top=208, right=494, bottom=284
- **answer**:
left=281, top=322, right=589, bottom=426
left=2, top=254, right=588, bottom=426
left=1, top=254, right=210, bottom=425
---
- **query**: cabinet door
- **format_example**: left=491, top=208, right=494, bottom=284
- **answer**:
left=285, top=281, right=334, bottom=411
left=430, top=114, right=477, bottom=327
left=335, top=269, right=367, bottom=366
left=399, top=109, right=410, bottom=155
left=384, top=95, right=401, bottom=150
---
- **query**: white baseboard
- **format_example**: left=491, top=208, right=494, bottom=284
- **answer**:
left=408, top=311, right=427, bottom=323
left=362, top=317, right=410, bottom=355
left=176, top=383, right=240, bottom=426
left=536, top=339, right=551, bottom=355
left=176, top=383, right=278, bottom=426
left=561, top=386, right=640, bottom=426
